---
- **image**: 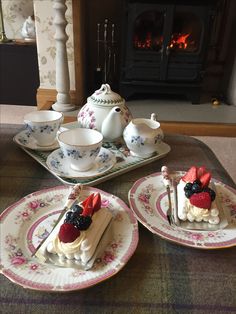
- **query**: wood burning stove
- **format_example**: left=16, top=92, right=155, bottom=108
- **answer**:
left=120, top=0, right=217, bottom=103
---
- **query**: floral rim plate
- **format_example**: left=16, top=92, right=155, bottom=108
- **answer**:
left=128, top=171, right=236, bottom=249
left=0, top=186, right=139, bottom=292
left=13, top=129, right=59, bottom=151
left=46, top=147, right=116, bottom=179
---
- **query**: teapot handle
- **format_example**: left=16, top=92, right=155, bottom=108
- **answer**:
left=95, top=83, right=111, bottom=95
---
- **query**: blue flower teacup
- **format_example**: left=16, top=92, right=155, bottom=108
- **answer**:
left=24, top=110, right=64, bottom=147
left=57, top=128, right=103, bottom=171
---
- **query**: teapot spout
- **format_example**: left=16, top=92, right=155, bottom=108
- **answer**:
left=101, top=106, right=124, bottom=141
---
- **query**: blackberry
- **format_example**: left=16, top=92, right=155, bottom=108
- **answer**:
left=74, top=215, right=92, bottom=230
left=207, top=188, right=216, bottom=201
left=184, top=182, right=193, bottom=191
left=185, top=190, right=193, bottom=199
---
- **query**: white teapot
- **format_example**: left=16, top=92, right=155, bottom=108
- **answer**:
left=123, top=113, right=164, bottom=158
left=77, top=84, right=132, bottom=141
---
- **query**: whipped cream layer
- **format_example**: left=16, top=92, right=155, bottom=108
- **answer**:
left=35, top=207, right=113, bottom=266
left=177, top=180, right=220, bottom=225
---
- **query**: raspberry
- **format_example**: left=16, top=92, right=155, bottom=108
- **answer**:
left=190, top=192, right=211, bottom=209
left=58, top=223, right=81, bottom=243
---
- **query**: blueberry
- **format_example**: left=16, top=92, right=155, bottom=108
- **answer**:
left=71, top=204, right=83, bottom=215
left=184, top=183, right=193, bottom=191
left=65, top=211, right=74, bottom=222
left=192, top=183, right=202, bottom=193
left=193, top=179, right=202, bottom=186
left=185, top=190, right=193, bottom=199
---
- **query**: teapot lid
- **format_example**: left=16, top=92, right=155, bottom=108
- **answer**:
left=88, top=84, right=124, bottom=107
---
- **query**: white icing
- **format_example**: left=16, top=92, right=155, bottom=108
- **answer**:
left=36, top=207, right=112, bottom=265
left=177, top=179, right=220, bottom=225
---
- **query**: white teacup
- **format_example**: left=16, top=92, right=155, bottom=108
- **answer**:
left=58, top=128, right=103, bottom=171
left=24, top=110, right=64, bottom=147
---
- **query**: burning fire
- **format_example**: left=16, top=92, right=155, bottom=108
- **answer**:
left=134, top=32, right=153, bottom=49
left=134, top=32, right=191, bottom=50
left=170, top=33, right=190, bottom=49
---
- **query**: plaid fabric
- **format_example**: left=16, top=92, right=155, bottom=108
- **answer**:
left=1, top=124, right=236, bottom=314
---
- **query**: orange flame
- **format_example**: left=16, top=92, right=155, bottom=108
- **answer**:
left=134, top=32, right=191, bottom=50
left=170, top=33, right=190, bottom=49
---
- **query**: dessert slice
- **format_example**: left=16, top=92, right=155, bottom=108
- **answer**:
left=35, top=192, right=113, bottom=268
left=177, top=166, right=220, bottom=225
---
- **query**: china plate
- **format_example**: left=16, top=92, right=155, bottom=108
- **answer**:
left=128, top=171, right=236, bottom=249
left=46, top=147, right=116, bottom=179
left=0, top=186, right=139, bottom=292
left=13, top=129, right=59, bottom=151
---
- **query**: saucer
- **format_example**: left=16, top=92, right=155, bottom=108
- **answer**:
left=46, top=147, right=116, bottom=178
left=13, top=129, right=59, bottom=151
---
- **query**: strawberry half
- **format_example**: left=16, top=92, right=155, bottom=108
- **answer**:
left=190, top=192, right=211, bottom=209
left=197, top=166, right=207, bottom=178
left=82, top=194, right=94, bottom=216
left=82, top=193, right=94, bottom=209
left=92, top=193, right=101, bottom=212
left=182, top=166, right=197, bottom=183
left=59, top=223, right=80, bottom=243
left=199, top=172, right=211, bottom=188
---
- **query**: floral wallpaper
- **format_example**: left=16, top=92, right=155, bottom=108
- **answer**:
left=2, top=0, right=75, bottom=90
left=34, top=0, right=75, bottom=90
left=2, top=0, right=34, bottom=39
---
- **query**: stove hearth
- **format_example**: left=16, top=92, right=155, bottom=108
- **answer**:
left=119, top=0, right=218, bottom=104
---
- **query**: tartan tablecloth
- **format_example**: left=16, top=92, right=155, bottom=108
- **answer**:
left=1, top=124, right=236, bottom=314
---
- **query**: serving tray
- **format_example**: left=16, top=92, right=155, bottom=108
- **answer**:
left=14, top=122, right=171, bottom=186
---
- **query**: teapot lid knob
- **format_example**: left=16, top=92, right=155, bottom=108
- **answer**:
left=95, top=83, right=111, bottom=95
left=104, top=84, right=111, bottom=93
left=151, top=113, right=157, bottom=121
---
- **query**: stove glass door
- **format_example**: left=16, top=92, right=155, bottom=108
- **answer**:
left=133, top=10, right=165, bottom=52
left=170, top=10, right=202, bottom=53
